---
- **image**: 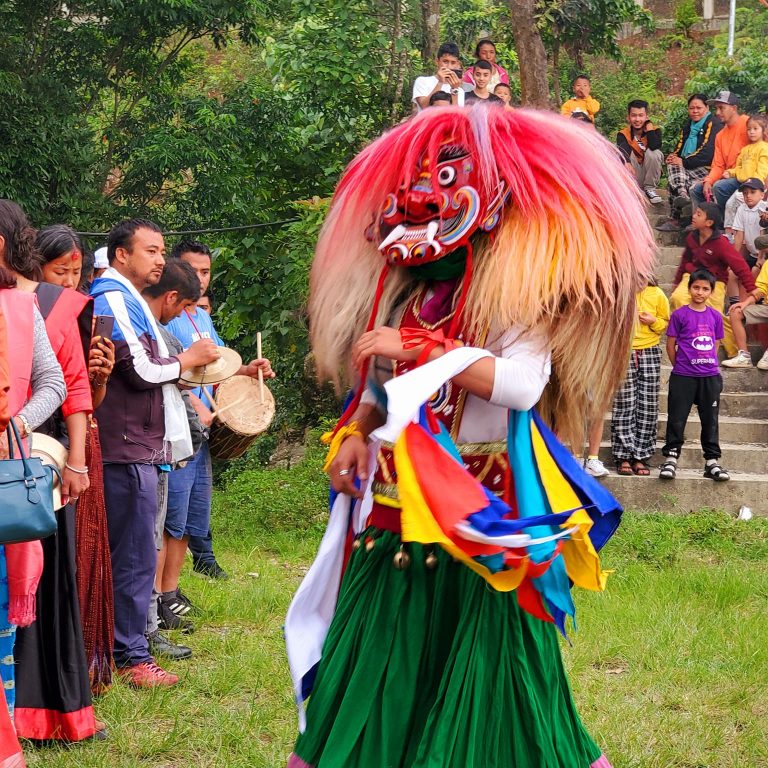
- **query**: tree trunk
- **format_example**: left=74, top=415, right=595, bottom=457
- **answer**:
left=420, top=0, right=440, bottom=64
left=508, top=0, right=550, bottom=108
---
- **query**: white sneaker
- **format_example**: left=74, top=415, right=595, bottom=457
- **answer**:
left=584, top=458, right=609, bottom=477
left=644, top=187, right=663, bottom=205
left=757, top=351, right=768, bottom=370
left=721, top=350, right=753, bottom=368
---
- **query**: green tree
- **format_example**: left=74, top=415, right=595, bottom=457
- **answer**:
left=687, top=6, right=768, bottom=113
left=537, top=0, right=653, bottom=104
left=0, top=0, right=268, bottom=227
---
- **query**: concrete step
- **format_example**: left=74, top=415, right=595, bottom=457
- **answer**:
left=658, top=390, right=768, bottom=418
left=655, top=262, right=680, bottom=283
left=602, top=413, right=768, bottom=444
left=661, top=364, right=768, bottom=391
left=655, top=228, right=686, bottom=248
left=657, top=245, right=682, bottom=267
left=598, top=441, right=768, bottom=473
left=659, top=414, right=768, bottom=443
left=601, top=469, right=768, bottom=515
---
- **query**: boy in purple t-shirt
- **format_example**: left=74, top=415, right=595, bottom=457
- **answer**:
left=660, top=269, right=730, bottom=481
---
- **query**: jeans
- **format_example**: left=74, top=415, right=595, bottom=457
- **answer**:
left=189, top=530, right=216, bottom=565
left=691, top=177, right=740, bottom=212
left=165, top=443, right=213, bottom=540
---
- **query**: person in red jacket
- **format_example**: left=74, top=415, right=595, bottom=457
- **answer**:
left=670, top=201, right=755, bottom=357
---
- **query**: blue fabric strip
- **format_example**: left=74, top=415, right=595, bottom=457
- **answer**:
left=531, top=410, right=622, bottom=551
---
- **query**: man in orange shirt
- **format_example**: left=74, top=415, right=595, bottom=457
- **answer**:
left=691, top=91, right=750, bottom=212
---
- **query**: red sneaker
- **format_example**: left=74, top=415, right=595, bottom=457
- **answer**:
left=117, top=661, right=179, bottom=688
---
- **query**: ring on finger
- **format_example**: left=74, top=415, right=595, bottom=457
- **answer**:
left=338, top=469, right=350, bottom=476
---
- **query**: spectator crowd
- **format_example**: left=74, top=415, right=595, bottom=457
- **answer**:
left=412, top=39, right=768, bottom=483
left=0, top=204, right=273, bottom=763
left=0, top=35, right=764, bottom=765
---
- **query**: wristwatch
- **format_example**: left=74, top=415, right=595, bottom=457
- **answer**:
left=17, top=413, right=31, bottom=437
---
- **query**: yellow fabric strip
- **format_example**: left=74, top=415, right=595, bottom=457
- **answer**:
left=530, top=422, right=608, bottom=592
left=394, top=429, right=528, bottom=592
left=321, top=421, right=363, bottom=473
left=372, top=494, right=401, bottom=509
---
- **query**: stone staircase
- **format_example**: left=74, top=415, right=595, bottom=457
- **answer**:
left=599, top=203, right=768, bottom=515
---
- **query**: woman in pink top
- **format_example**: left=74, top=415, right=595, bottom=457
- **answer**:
left=462, top=38, right=509, bottom=90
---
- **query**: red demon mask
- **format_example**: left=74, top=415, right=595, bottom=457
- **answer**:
left=370, top=142, right=508, bottom=265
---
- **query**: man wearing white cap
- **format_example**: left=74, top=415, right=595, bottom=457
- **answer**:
left=93, top=246, right=109, bottom=278
left=691, top=91, right=750, bottom=211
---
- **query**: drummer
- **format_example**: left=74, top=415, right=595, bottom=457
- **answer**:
left=161, top=240, right=274, bottom=627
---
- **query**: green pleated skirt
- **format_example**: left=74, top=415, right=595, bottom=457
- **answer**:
left=290, top=529, right=607, bottom=768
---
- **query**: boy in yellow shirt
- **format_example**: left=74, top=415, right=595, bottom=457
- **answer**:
left=611, top=282, right=670, bottom=475
left=724, top=253, right=768, bottom=369
left=560, top=75, right=600, bottom=123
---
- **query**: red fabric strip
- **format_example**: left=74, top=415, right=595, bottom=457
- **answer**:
left=14, top=704, right=98, bottom=742
left=329, top=264, right=390, bottom=438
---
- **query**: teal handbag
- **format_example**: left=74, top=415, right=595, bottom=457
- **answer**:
left=0, top=419, right=58, bottom=543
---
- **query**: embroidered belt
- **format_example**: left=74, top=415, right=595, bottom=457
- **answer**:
left=378, top=439, right=506, bottom=455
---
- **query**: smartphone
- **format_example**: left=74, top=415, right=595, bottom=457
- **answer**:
left=451, top=68, right=463, bottom=79
left=93, top=314, right=115, bottom=341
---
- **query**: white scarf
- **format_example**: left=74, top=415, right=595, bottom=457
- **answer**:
left=102, top=267, right=193, bottom=463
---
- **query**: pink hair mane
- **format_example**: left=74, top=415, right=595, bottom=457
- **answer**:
left=310, top=106, right=656, bottom=444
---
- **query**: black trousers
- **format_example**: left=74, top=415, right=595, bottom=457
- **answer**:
left=663, top=373, right=722, bottom=460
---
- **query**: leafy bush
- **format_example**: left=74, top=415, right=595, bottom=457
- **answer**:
left=210, top=198, right=340, bottom=433
left=589, top=64, right=662, bottom=139
left=686, top=7, right=768, bottom=113
left=674, top=0, right=700, bottom=39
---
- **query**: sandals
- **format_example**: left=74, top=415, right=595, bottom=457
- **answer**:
left=659, top=461, right=677, bottom=480
left=704, top=463, right=730, bottom=482
left=616, top=460, right=633, bottom=476
left=631, top=460, right=650, bottom=476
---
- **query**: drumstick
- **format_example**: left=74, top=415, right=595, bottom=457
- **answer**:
left=256, top=331, right=264, bottom=403
left=209, top=395, right=249, bottom=420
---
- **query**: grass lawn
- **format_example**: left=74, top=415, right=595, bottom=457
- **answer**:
left=25, top=444, right=768, bottom=767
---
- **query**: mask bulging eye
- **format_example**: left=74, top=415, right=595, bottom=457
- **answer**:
left=437, top=166, right=456, bottom=186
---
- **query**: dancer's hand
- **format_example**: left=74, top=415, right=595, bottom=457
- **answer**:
left=352, top=327, right=418, bottom=368
left=329, top=435, right=369, bottom=498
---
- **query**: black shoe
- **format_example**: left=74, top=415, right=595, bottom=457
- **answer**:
left=175, top=588, right=197, bottom=613
left=157, top=596, right=195, bottom=633
left=192, top=559, right=229, bottom=580
left=147, top=630, right=192, bottom=660
left=655, top=218, right=682, bottom=232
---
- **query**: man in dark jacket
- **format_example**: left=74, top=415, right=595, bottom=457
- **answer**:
left=90, top=219, right=219, bottom=688
left=617, top=99, right=664, bottom=205
left=657, top=94, right=722, bottom=232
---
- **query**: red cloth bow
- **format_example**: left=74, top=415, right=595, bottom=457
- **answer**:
left=400, top=328, right=461, bottom=366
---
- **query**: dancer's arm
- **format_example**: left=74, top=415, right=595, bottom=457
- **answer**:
left=328, top=403, right=385, bottom=498
left=352, top=326, right=550, bottom=409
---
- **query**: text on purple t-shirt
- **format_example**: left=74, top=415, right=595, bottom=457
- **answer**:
left=667, top=305, right=724, bottom=377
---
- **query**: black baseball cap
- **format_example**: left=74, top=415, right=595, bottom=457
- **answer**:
left=739, top=177, right=765, bottom=192
left=707, top=90, right=740, bottom=107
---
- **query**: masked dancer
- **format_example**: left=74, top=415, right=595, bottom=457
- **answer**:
left=286, top=105, right=655, bottom=768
